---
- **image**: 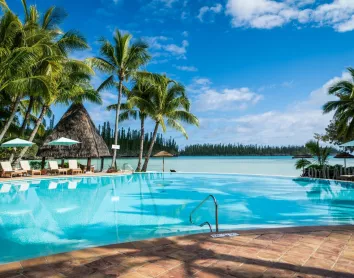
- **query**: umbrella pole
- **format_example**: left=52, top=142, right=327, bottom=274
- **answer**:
left=163, top=157, right=165, bottom=172
left=87, top=157, right=92, bottom=172
left=100, top=157, right=104, bottom=172
left=41, top=157, right=46, bottom=170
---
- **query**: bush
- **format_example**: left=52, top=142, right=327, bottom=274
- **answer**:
left=29, top=161, right=45, bottom=169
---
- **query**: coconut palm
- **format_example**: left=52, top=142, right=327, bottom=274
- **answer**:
left=14, top=60, right=99, bottom=163
left=305, top=140, right=331, bottom=167
left=108, top=80, right=155, bottom=171
left=0, top=9, right=53, bottom=142
left=88, top=29, right=151, bottom=168
left=0, top=0, right=89, bottom=143
left=323, top=68, right=354, bottom=138
left=128, top=75, right=199, bottom=172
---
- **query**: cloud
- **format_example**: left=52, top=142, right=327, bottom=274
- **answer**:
left=144, top=36, right=189, bottom=59
left=165, top=40, right=189, bottom=56
left=226, top=0, right=354, bottom=32
left=189, top=78, right=263, bottom=112
left=175, top=65, right=198, bottom=72
left=191, top=71, right=349, bottom=145
left=198, top=4, right=223, bottom=22
left=194, top=87, right=263, bottom=112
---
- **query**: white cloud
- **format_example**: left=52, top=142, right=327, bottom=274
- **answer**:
left=164, top=40, right=189, bottom=56
left=192, top=71, right=349, bottom=145
left=175, top=65, right=198, bottom=72
left=182, top=31, right=189, bottom=37
left=198, top=4, right=223, bottom=22
left=194, top=88, right=263, bottom=111
left=226, top=0, right=354, bottom=32
left=143, top=36, right=189, bottom=58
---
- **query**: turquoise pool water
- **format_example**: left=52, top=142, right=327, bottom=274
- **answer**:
left=0, top=173, right=354, bottom=263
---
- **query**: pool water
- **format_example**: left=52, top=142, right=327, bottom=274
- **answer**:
left=0, top=173, right=354, bottom=263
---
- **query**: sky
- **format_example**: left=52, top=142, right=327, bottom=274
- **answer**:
left=8, top=0, right=354, bottom=148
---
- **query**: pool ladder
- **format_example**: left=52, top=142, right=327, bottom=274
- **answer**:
left=190, top=194, right=219, bottom=233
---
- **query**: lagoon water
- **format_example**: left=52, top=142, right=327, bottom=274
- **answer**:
left=75, top=156, right=350, bottom=177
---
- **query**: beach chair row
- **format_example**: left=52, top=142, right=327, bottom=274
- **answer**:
left=0, top=160, right=83, bottom=178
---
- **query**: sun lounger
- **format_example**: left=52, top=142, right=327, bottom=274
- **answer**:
left=20, top=161, right=41, bottom=176
left=339, top=175, right=354, bottom=181
left=0, top=161, right=27, bottom=178
left=48, top=161, right=68, bottom=175
left=68, top=160, right=83, bottom=175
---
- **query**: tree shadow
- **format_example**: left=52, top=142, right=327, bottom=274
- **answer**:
left=2, top=229, right=353, bottom=278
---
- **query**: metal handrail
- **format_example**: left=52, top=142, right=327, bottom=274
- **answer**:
left=190, top=194, right=219, bottom=232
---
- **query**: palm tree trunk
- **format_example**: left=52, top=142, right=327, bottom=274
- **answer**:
left=142, top=122, right=159, bottom=172
left=14, top=105, right=47, bottom=163
left=136, top=116, right=145, bottom=172
left=111, top=80, right=123, bottom=169
left=19, top=96, right=34, bottom=137
left=0, top=95, right=21, bottom=142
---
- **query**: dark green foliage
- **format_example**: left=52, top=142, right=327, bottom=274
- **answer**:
left=29, top=161, right=44, bottom=169
left=180, top=144, right=310, bottom=156
left=100, top=122, right=178, bottom=156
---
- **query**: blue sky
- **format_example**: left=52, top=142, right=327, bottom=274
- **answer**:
left=9, top=0, right=354, bottom=147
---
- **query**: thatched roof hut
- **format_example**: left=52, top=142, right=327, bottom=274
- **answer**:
left=38, top=103, right=111, bottom=159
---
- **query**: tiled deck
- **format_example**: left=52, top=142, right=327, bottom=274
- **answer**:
left=1, top=226, right=354, bottom=278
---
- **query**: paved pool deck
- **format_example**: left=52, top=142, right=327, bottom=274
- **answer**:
left=1, top=226, right=354, bottom=278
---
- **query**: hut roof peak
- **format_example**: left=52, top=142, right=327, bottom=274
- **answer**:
left=38, top=103, right=111, bottom=158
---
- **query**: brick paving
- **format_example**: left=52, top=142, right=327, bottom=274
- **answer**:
left=0, top=226, right=354, bottom=278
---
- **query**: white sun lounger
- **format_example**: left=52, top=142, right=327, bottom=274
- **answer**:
left=20, top=161, right=41, bottom=176
left=0, top=162, right=26, bottom=178
left=68, top=160, right=83, bottom=175
left=48, top=161, right=68, bottom=175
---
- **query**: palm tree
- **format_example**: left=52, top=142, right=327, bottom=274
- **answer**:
left=107, top=80, right=154, bottom=171
left=14, top=60, right=99, bottom=163
left=0, top=8, right=52, bottom=142
left=305, top=140, right=331, bottom=167
left=128, top=75, right=199, bottom=172
left=88, top=29, right=151, bottom=168
left=323, top=68, right=354, bottom=138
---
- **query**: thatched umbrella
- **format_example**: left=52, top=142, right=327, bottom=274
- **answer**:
left=334, top=152, right=354, bottom=168
left=38, top=103, right=111, bottom=171
left=153, top=151, right=174, bottom=172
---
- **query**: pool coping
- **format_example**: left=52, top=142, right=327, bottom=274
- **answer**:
left=2, top=171, right=354, bottom=185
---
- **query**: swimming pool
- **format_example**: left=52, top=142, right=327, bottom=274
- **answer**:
left=0, top=173, right=353, bottom=264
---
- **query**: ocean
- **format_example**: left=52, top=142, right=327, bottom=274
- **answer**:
left=74, top=156, right=351, bottom=177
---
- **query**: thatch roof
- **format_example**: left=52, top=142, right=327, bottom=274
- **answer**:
left=37, top=103, right=111, bottom=158
left=153, top=151, right=174, bottom=157
left=334, top=152, right=354, bottom=159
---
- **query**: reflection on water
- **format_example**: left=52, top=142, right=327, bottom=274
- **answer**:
left=0, top=173, right=354, bottom=263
